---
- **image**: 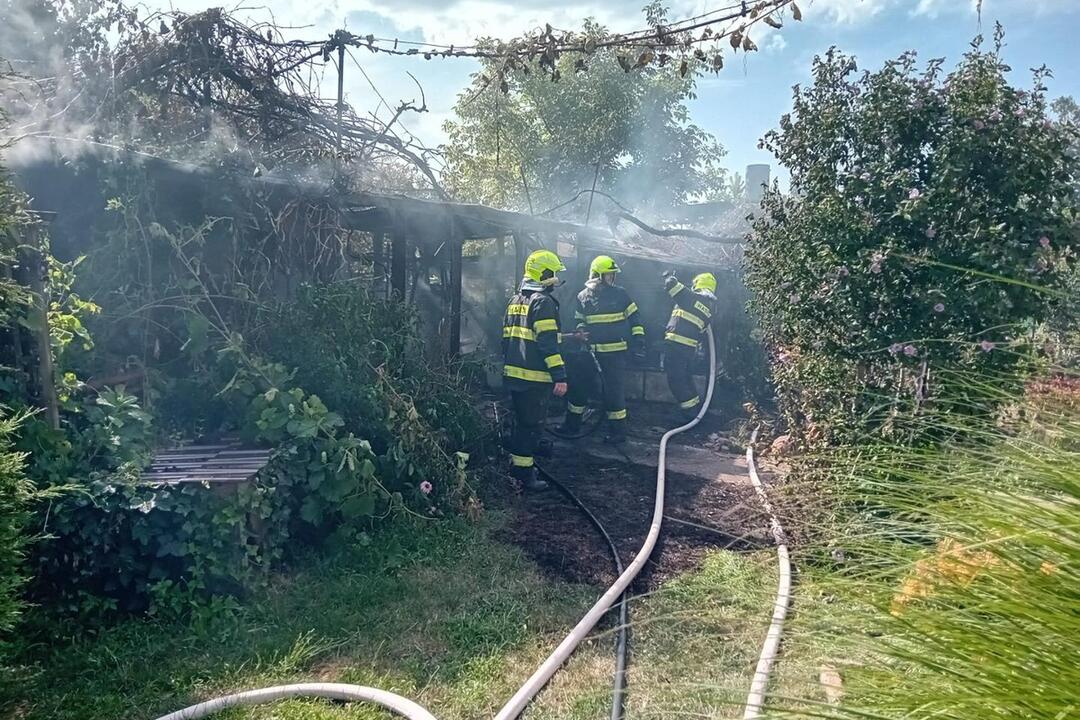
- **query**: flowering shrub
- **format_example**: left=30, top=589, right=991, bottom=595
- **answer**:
left=745, top=31, right=1079, bottom=442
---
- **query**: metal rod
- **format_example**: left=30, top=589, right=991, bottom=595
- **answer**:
left=336, top=41, right=345, bottom=155
left=585, top=162, right=601, bottom=225
left=519, top=165, right=534, bottom=216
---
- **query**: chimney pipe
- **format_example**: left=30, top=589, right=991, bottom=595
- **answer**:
left=746, top=164, right=770, bottom=203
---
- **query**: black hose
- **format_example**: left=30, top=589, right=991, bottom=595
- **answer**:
left=535, top=465, right=630, bottom=720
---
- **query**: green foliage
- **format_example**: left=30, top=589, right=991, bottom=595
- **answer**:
left=443, top=9, right=729, bottom=214
left=774, top=372, right=1080, bottom=720
left=0, top=410, right=32, bottom=666
left=260, top=283, right=485, bottom=505
left=745, top=35, right=1079, bottom=442
left=27, top=464, right=284, bottom=618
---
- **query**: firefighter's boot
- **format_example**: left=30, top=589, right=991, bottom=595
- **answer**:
left=558, top=412, right=583, bottom=436
left=604, top=421, right=627, bottom=445
left=515, top=466, right=548, bottom=491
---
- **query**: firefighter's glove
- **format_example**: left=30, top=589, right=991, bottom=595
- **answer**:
left=630, top=336, right=646, bottom=359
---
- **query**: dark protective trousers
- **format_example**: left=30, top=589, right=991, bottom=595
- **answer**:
left=664, top=342, right=701, bottom=414
left=564, top=352, right=627, bottom=428
left=507, top=384, right=551, bottom=480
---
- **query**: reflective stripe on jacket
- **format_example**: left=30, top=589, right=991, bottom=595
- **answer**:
left=502, top=289, right=565, bottom=386
left=664, top=281, right=715, bottom=349
left=573, top=282, right=644, bottom=354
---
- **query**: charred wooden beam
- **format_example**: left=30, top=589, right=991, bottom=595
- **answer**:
left=390, top=229, right=407, bottom=300
left=448, top=219, right=462, bottom=357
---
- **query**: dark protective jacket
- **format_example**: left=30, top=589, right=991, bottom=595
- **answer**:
left=664, top=281, right=715, bottom=350
left=573, top=280, right=644, bottom=354
left=502, top=281, right=566, bottom=389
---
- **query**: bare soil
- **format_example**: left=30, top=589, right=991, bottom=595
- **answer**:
left=495, top=402, right=771, bottom=592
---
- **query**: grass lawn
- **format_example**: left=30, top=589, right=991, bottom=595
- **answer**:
left=3, top=508, right=786, bottom=720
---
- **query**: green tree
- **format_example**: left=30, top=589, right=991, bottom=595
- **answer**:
left=745, top=33, right=1079, bottom=443
left=442, top=8, right=728, bottom=216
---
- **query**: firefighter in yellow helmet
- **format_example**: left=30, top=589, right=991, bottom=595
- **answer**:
left=502, top=249, right=567, bottom=491
left=662, top=270, right=717, bottom=420
left=562, top=255, right=644, bottom=443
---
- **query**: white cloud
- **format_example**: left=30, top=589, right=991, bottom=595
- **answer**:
left=803, top=0, right=893, bottom=26
left=914, top=0, right=1077, bottom=17
left=765, top=32, right=789, bottom=53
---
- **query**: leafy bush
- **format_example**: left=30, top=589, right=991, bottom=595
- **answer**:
left=259, top=283, right=485, bottom=504
left=745, top=33, right=1079, bottom=443
left=27, top=464, right=284, bottom=618
left=0, top=410, right=32, bottom=662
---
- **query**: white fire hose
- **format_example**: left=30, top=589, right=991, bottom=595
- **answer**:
left=155, top=328, right=718, bottom=720
left=741, top=428, right=792, bottom=719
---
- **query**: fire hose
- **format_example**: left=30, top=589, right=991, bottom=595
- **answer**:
left=154, top=327, right=717, bottom=720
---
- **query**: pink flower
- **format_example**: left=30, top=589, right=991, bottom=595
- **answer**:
left=837, top=265, right=850, bottom=277
left=973, top=119, right=986, bottom=130
left=789, top=293, right=801, bottom=304
left=1044, top=119, right=1053, bottom=129
left=870, top=261, right=882, bottom=274
left=1039, top=235, right=1051, bottom=249
left=988, top=109, right=1002, bottom=122
left=860, top=172, right=871, bottom=182
left=933, top=303, right=945, bottom=313
left=925, top=226, right=937, bottom=239
left=903, top=344, right=918, bottom=357
left=908, top=188, right=921, bottom=200
left=420, top=480, right=433, bottom=495
left=1014, top=107, right=1026, bottom=118
left=778, top=351, right=792, bottom=364
left=980, top=340, right=995, bottom=352
left=889, top=343, right=904, bottom=355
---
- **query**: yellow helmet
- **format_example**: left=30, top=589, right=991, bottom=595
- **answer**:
left=524, top=249, right=566, bottom=286
left=692, top=272, right=717, bottom=293
left=589, top=255, right=621, bottom=278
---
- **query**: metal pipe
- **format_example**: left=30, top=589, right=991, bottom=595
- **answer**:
left=741, top=428, right=792, bottom=719
left=494, top=327, right=717, bottom=720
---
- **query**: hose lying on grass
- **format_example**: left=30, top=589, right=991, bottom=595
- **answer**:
left=154, top=328, right=717, bottom=720
left=741, top=427, right=792, bottom=719
left=535, top=465, right=630, bottom=720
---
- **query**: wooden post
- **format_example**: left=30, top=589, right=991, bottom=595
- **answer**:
left=25, top=223, right=59, bottom=430
left=390, top=229, right=407, bottom=300
left=372, top=232, right=386, bottom=297
left=448, top=220, right=462, bottom=357
left=511, top=231, right=526, bottom=289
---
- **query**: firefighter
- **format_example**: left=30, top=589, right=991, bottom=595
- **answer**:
left=662, top=271, right=717, bottom=420
left=502, top=249, right=568, bottom=491
left=563, top=255, right=644, bottom=443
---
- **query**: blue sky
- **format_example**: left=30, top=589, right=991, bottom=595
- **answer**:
left=160, top=0, right=1080, bottom=184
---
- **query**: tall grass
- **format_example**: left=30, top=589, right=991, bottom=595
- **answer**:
left=771, top=368, right=1079, bottom=720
